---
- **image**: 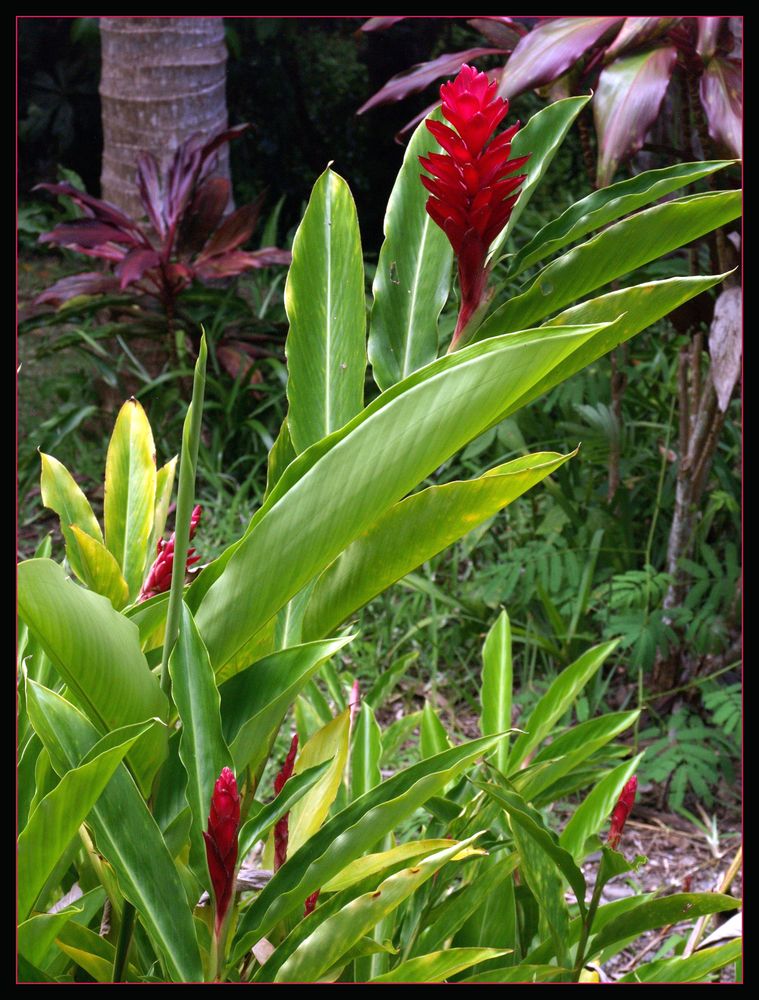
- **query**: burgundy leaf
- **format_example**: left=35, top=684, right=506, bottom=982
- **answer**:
left=357, top=49, right=507, bottom=114
left=216, top=342, right=258, bottom=386
left=196, top=197, right=264, bottom=263
left=708, top=286, right=742, bottom=412
left=361, top=16, right=407, bottom=32
left=38, top=218, right=140, bottom=250
left=194, top=248, right=290, bottom=280
left=62, top=242, right=127, bottom=263
left=178, top=177, right=230, bottom=254
left=594, top=47, right=678, bottom=187
left=33, top=182, right=141, bottom=232
left=700, top=57, right=742, bottom=158
left=115, top=248, right=162, bottom=289
left=468, top=17, right=526, bottom=50
left=34, top=272, right=122, bottom=307
left=164, top=262, right=194, bottom=292
left=135, top=152, right=166, bottom=240
left=200, top=123, right=251, bottom=165
left=696, top=17, right=723, bottom=61
left=498, top=17, right=625, bottom=99
left=604, top=17, right=681, bottom=61
left=166, top=145, right=203, bottom=230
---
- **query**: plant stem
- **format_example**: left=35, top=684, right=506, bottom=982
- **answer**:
left=159, top=333, right=208, bottom=698
left=112, top=900, right=136, bottom=982
left=573, top=875, right=605, bottom=981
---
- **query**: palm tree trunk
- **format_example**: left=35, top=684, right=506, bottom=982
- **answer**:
left=99, top=17, right=230, bottom=219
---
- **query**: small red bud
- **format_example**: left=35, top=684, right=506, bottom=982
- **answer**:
left=607, top=776, right=637, bottom=850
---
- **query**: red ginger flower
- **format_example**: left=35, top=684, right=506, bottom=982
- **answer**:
left=138, top=504, right=202, bottom=602
left=273, top=734, right=299, bottom=872
left=420, top=64, right=529, bottom=349
left=203, top=767, right=241, bottom=933
left=607, top=775, right=637, bottom=850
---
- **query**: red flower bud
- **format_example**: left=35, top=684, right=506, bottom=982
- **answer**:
left=273, top=734, right=299, bottom=872
left=203, top=766, right=240, bottom=933
left=420, top=64, right=529, bottom=349
left=137, top=505, right=203, bottom=602
left=303, top=889, right=320, bottom=916
left=607, top=775, right=637, bottom=850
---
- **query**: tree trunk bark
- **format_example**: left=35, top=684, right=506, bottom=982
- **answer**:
left=99, top=17, right=230, bottom=219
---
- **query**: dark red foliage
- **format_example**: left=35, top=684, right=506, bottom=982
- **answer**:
left=34, top=125, right=290, bottom=309
left=203, top=767, right=241, bottom=933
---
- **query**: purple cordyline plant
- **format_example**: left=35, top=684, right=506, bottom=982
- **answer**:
left=34, top=124, right=291, bottom=327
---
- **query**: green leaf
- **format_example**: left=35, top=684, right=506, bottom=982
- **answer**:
left=510, top=160, right=736, bottom=279
left=195, top=323, right=608, bottom=675
left=69, top=525, right=129, bottom=609
left=420, top=702, right=451, bottom=759
left=220, top=636, right=353, bottom=776
left=493, top=273, right=732, bottom=430
left=168, top=601, right=232, bottom=880
left=274, top=835, right=485, bottom=982
left=458, top=964, right=569, bottom=983
left=617, top=938, right=742, bottom=983
left=474, top=780, right=587, bottom=916
left=264, top=418, right=296, bottom=500
left=560, top=754, right=643, bottom=860
left=369, top=110, right=453, bottom=390
left=238, top=761, right=332, bottom=860
left=17, top=559, right=168, bottom=796
left=25, top=680, right=203, bottom=983
left=365, top=652, right=418, bottom=710
left=18, top=909, right=83, bottom=968
left=508, top=640, right=618, bottom=771
left=288, top=709, right=351, bottom=855
left=230, top=734, right=507, bottom=962
left=588, top=894, right=739, bottom=958
left=302, top=451, right=574, bottom=641
left=285, top=167, right=366, bottom=453
left=515, top=711, right=640, bottom=802
left=39, top=451, right=102, bottom=582
left=148, top=455, right=177, bottom=557
left=103, top=398, right=157, bottom=598
left=352, top=702, right=382, bottom=800
left=487, top=95, right=591, bottom=263
left=18, top=720, right=154, bottom=920
left=478, top=190, right=741, bottom=338
left=321, top=839, right=456, bottom=894
left=371, top=948, right=512, bottom=983
left=481, top=609, right=513, bottom=771
left=55, top=921, right=141, bottom=982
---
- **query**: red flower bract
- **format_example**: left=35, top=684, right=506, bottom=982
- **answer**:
left=137, top=504, right=202, bottom=602
left=419, top=64, right=529, bottom=348
left=273, top=734, right=299, bottom=872
left=607, top=775, right=637, bottom=850
left=203, top=767, right=241, bottom=933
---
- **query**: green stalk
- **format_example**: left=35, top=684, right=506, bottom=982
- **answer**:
left=572, top=875, right=604, bottom=981
left=160, top=333, right=208, bottom=699
left=112, top=900, right=136, bottom=982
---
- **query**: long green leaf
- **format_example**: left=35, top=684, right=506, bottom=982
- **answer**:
left=230, top=734, right=507, bottom=962
left=220, top=636, right=353, bottom=775
left=369, top=111, right=453, bottom=390
left=148, top=454, right=177, bottom=557
left=588, top=895, right=739, bottom=958
left=481, top=609, right=513, bottom=772
left=18, top=721, right=154, bottom=919
left=39, top=452, right=102, bottom=583
left=352, top=701, right=382, bottom=800
left=17, top=559, right=168, bottom=795
left=458, top=964, right=568, bottom=983
left=617, top=939, right=742, bottom=983
left=487, top=95, right=591, bottom=263
left=103, top=397, right=157, bottom=598
left=238, top=761, right=332, bottom=860
left=168, top=601, right=232, bottom=879
left=274, top=836, right=485, bottom=982
left=196, top=323, right=609, bottom=675
left=560, top=754, right=643, bottom=861
left=18, top=909, right=83, bottom=969
left=55, top=921, right=141, bottom=982
left=478, top=190, right=741, bottom=338
left=285, top=167, right=366, bottom=453
left=302, top=451, right=573, bottom=641
left=69, top=524, right=129, bottom=609
left=321, top=839, right=456, bottom=894
left=508, top=640, right=618, bottom=771
left=510, top=160, right=736, bottom=279
left=25, top=680, right=203, bottom=983
left=490, top=272, right=732, bottom=430
left=371, top=948, right=512, bottom=984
